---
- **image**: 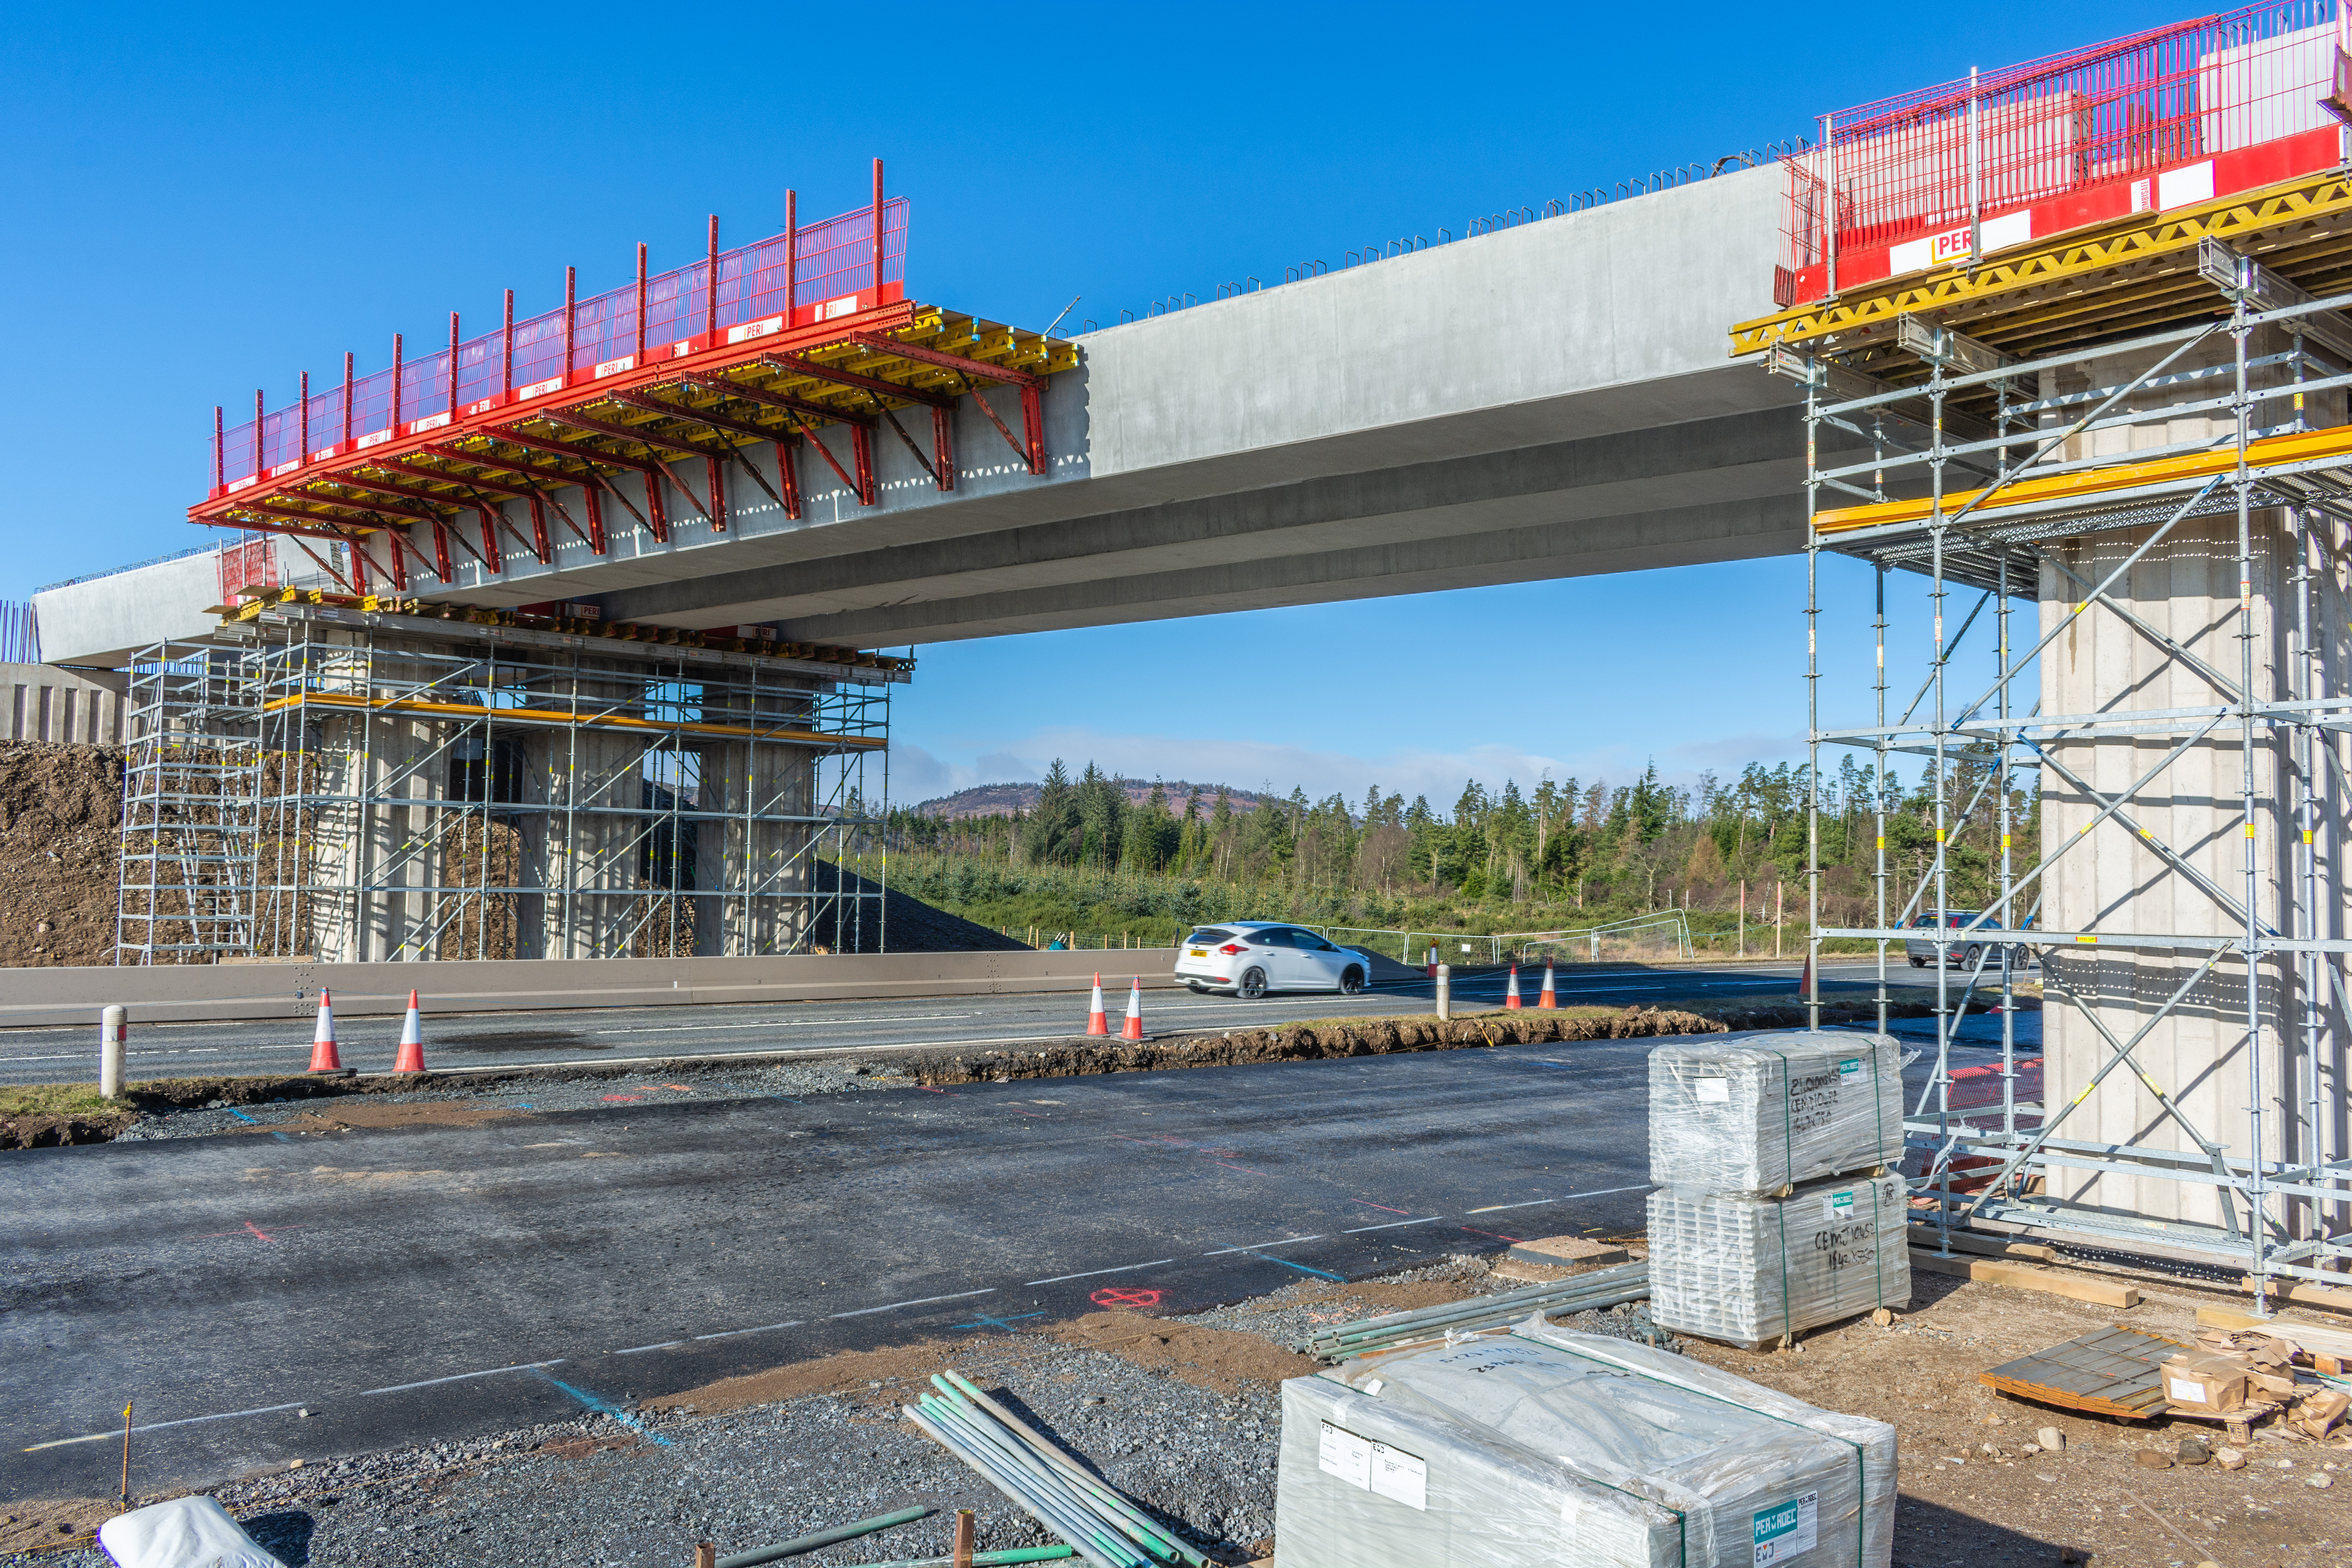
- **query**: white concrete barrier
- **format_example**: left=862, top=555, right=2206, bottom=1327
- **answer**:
left=0, top=949, right=1187, bottom=1028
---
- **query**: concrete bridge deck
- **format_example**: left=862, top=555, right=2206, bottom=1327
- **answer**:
left=40, top=168, right=1798, bottom=662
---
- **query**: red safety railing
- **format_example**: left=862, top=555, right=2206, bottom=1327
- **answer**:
left=213, top=189, right=908, bottom=490
left=217, top=535, right=279, bottom=603
left=1779, top=0, right=2348, bottom=304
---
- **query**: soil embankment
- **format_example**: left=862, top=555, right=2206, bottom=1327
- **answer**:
left=0, top=741, right=125, bottom=967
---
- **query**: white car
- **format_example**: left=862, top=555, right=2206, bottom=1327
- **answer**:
left=1176, top=922, right=1369, bottom=998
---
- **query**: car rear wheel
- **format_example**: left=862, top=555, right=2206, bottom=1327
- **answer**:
left=1239, top=967, right=1268, bottom=1000
left=1909, top=955, right=1927, bottom=968
left=1964, top=944, right=1984, bottom=971
left=1339, top=965, right=1365, bottom=995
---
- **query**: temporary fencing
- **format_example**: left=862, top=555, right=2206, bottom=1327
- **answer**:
left=1304, top=1261, right=1651, bottom=1361
left=1780, top=1, right=2348, bottom=303
left=214, top=194, right=909, bottom=491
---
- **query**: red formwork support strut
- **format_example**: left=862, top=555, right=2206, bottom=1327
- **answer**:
left=775, top=438, right=803, bottom=520
left=430, top=521, right=453, bottom=582
left=931, top=405, right=955, bottom=491
left=706, top=455, right=727, bottom=532
left=475, top=503, right=503, bottom=575
left=851, top=422, right=876, bottom=505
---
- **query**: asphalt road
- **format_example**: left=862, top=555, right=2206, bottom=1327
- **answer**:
left=0, top=959, right=1890, bottom=1085
left=5, top=1033, right=1688, bottom=1503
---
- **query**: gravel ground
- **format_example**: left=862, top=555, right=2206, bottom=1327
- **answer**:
left=6, top=1256, right=1678, bottom=1566
left=111, top=1060, right=902, bottom=1142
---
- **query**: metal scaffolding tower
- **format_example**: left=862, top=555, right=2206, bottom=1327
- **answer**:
left=1766, top=242, right=2352, bottom=1303
left=115, top=600, right=898, bottom=964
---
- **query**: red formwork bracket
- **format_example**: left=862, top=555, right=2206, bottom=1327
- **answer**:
left=431, top=521, right=454, bottom=583
left=931, top=405, right=955, bottom=492
left=525, top=493, right=552, bottom=563
left=851, top=423, right=876, bottom=505
left=475, top=503, right=504, bottom=575
left=775, top=438, right=803, bottom=520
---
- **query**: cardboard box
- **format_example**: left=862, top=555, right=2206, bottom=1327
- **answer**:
left=2160, top=1353, right=2248, bottom=1414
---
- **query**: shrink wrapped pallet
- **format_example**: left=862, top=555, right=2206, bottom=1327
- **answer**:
left=1651, top=1032, right=1902, bottom=1194
left=1648, top=1173, right=1910, bottom=1348
left=1274, top=1319, right=1895, bottom=1568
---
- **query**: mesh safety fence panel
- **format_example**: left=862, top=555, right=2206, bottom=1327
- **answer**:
left=1780, top=0, right=2340, bottom=277
left=214, top=197, right=909, bottom=483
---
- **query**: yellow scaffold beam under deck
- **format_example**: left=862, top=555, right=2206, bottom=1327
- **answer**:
left=264, top=692, right=888, bottom=750
left=1730, top=169, right=2352, bottom=358
left=1813, top=421, right=2352, bottom=537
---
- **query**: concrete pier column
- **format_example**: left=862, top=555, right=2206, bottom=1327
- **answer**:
left=2038, top=329, right=2350, bottom=1242
left=541, top=658, right=653, bottom=960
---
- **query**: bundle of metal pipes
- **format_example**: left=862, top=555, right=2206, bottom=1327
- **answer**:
left=904, top=1371, right=1215, bottom=1568
left=1305, top=1261, right=1651, bottom=1360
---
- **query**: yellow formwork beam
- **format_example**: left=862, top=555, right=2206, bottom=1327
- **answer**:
left=264, top=691, right=887, bottom=750
left=1731, top=170, right=2352, bottom=358
left=1813, top=421, right=2352, bottom=537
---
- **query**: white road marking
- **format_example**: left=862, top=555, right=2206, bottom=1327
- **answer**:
left=1201, top=1235, right=1323, bottom=1256
left=829, top=1288, right=995, bottom=1319
left=1342, top=1216, right=1446, bottom=1233
left=613, top=1341, right=688, bottom=1355
left=1024, top=1259, right=1177, bottom=1285
left=1465, top=1183, right=1652, bottom=1214
left=22, top=1402, right=312, bottom=1452
left=692, top=1319, right=805, bottom=1342
left=359, top=1360, right=567, bottom=1396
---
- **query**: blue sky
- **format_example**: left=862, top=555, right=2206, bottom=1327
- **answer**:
left=4, top=2, right=2165, bottom=805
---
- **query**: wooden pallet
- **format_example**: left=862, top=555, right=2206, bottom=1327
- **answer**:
left=1978, top=1325, right=2186, bottom=1421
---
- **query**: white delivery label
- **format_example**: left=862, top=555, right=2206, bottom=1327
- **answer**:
left=1838, top=1057, right=1861, bottom=1078
left=1826, top=1189, right=1855, bottom=1221
left=1370, top=1442, right=1427, bottom=1510
left=1318, top=1422, right=1372, bottom=1489
left=1694, top=1076, right=1731, bottom=1103
left=2167, top=1376, right=2208, bottom=1403
left=1753, top=1490, right=1818, bottom=1565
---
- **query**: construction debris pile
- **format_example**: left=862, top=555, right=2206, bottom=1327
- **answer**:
left=1648, top=1032, right=1911, bottom=1348
left=2162, top=1326, right=2350, bottom=1439
left=1272, top=1320, right=1896, bottom=1568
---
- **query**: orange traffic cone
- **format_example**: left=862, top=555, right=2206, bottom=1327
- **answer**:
left=1504, top=965, right=1523, bottom=1009
left=1085, top=973, right=1109, bottom=1036
left=306, top=989, right=343, bottom=1073
left=1121, top=977, right=1145, bottom=1041
left=392, top=989, right=427, bottom=1073
left=1538, top=961, right=1558, bottom=1010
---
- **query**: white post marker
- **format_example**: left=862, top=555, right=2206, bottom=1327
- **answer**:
left=100, top=1005, right=127, bottom=1100
left=1436, top=964, right=1452, bottom=1022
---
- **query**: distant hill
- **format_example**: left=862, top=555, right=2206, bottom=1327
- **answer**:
left=914, top=779, right=1269, bottom=819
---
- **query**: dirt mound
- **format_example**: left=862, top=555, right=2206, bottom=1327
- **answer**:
left=909, top=1004, right=1730, bottom=1085
left=646, top=1338, right=976, bottom=1417
left=0, top=742, right=125, bottom=967
left=0, top=1497, right=115, bottom=1555
left=1048, top=1311, right=1319, bottom=1393
left=0, top=1111, right=137, bottom=1150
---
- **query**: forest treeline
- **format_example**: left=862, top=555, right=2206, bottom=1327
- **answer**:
left=876, top=755, right=2040, bottom=940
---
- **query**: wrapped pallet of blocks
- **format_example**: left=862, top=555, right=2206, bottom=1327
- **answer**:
left=1650, top=1033, right=1902, bottom=1195
left=1275, top=1318, right=1895, bottom=1568
left=1648, top=1173, right=1910, bottom=1348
